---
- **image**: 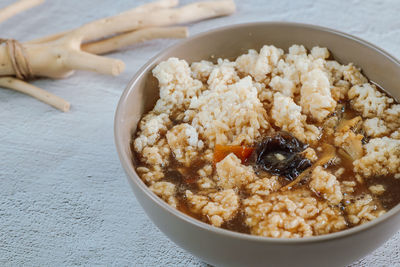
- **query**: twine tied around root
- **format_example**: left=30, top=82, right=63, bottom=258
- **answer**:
left=0, top=38, right=33, bottom=80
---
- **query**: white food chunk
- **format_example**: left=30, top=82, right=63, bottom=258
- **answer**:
left=236, top=45, right=283, bottom=82
left=149, top=182, right=177, bottom=208
left=152, top=58, right=203, bottom=117
left=348, top=83, right=393, bottom=118
left=310, top=166, right=343, bottom=205
left=363, top=118, right=389, bottom=137
left=271, top=92, right=320, bottom=143
left=166, top=123, right=203, bottom=166
left=215, top=153, right=256, bottom=189
left=300, top=68, right=336, bottom=122
left=354, top=137, right=400, bottom=177
left=189, top=76, right=270, bottom=147
left=186, top=189, right=239, bottom=227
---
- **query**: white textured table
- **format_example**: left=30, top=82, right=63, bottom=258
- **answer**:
left=1, top=0, right=399, bottom=266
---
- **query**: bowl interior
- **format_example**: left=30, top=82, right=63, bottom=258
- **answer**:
left=115, top=22, right=400, bottom=240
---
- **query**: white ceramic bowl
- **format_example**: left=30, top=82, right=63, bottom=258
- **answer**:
left=115, top=22, right=400, bottom=267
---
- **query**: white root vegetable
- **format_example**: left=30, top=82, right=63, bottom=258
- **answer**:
left=0, top=30, right=126, bottom=78
left=0, top=0, right=44, bottom=24
left=0, top=0, right=235, bottom=78
left=82, top=27, right=188, bottom=55
left=0, top=77, right=70, bottom=111
left=0, top=0, right=236, bottom=111
left=77, top=0, right=235, bottom=42
left=2, top=0, right=181, bottom=76
left=0, top=37, right=125, bottom=78
left=125, top=0, right=179, bottom=13
left=0, top=0, right=71, bottom=111
left=29, top=0, right=233, bottom=45
left=27, top=0, right=180, bottom=44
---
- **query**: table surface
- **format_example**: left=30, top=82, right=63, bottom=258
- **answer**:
left=1, top=0, right=399, bottom=266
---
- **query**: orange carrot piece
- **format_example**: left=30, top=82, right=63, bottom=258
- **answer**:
left=213, top=145, right=254, bottom=164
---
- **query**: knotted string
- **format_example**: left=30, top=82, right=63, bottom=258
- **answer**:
left=0, top=38, right=33, bottom=80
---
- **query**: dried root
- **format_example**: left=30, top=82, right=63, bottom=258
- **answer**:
left=0, top=0, right=236, bottom=111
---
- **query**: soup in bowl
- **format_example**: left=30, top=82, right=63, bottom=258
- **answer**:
left=115, top=22, right=400, bottom=267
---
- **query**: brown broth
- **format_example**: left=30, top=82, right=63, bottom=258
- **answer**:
left=222, top=211, right=250, bottom=234
left=365, top=176, right=400, bottom=210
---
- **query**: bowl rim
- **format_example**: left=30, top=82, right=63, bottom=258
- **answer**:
left=115, top=21, right=400, bottom=244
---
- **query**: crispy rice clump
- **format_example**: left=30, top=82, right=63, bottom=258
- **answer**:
left=243, top=189, right=346, bottom=238
left=353, top=137, right=400, bottom=177
left=310, top=166, right=343, bottom=205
